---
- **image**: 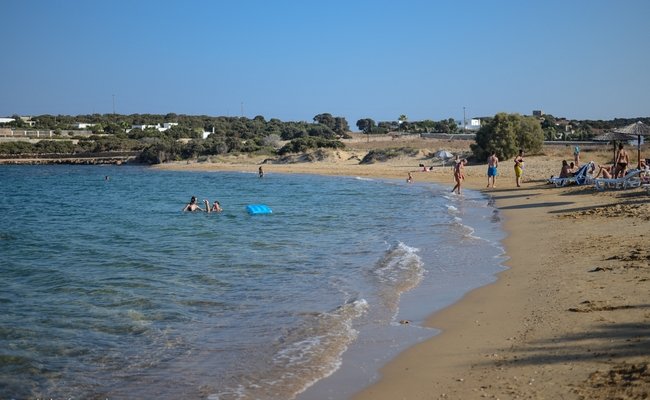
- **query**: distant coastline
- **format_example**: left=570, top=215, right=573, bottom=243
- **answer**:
left=0, top=151, right=139, bottom=165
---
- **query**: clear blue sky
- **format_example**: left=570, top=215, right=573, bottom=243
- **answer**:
left=2, top=0, right=649, bottom=124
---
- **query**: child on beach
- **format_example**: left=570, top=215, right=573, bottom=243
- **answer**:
left=487, top=152, right=498, bottom=188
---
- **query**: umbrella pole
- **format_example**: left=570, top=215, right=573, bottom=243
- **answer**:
left=638, top=135, right=642, bottom=169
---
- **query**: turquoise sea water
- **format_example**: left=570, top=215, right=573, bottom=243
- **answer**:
left=0, top=165, right=506, bottom=399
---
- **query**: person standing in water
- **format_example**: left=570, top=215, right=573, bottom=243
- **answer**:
left=514, top=150, right=524, bottom=187
left=487, top=151, right=498, bottom=188
left=451, top=159, right=467, bottom=194
left=204, top=199, right=223, bottom=213
left=183, top=196, right=205, bottom=212
left=258, top=166, right=264, bottom=178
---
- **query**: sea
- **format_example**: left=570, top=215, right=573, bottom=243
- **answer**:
left=0, top=164, right=507, bottom=400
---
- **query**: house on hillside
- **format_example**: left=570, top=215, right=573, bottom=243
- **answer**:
left=75, top=123, right=95, bottom=129
left=128, top=122, right=179, bottom=133
left=459, top=117, right=484, bottom=131
left=0, top=117, right=36, bottom=126
left=202, top=127, right=215, bottom=139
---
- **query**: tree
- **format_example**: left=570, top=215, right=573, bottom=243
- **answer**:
left=333, top=117, right=349, bottom=136
left=471, top=113, right=543, bottom=161
left=262, top=134, right=281, bottom=148
left=307, top=125, right=336, bottom=139
left=278, top=137, right=344, bottom=155
left=398, top=115, right=408, bottom=132
left=356, top=118, right=376, bottom=134
left=313, top=113, right=335, bottom=129
left=516, top=116, right=544, bottom=154
left=446, top=118, right=459, bottom=134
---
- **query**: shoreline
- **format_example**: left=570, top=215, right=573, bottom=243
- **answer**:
left=353, top=180, right=650, bottom=399
left=154, top=153, right=649, bottom=399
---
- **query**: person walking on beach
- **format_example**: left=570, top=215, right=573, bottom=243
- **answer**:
left=451, top=159, right=467, bottom=194
left=573, top=146, right=580, bottom=167
left=487, top=151, right=498, bottom=188
left=514, top=150, right=524, bottom=187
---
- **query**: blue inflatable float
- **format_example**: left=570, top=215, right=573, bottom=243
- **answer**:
left=246, top=204, right=272, bottom=215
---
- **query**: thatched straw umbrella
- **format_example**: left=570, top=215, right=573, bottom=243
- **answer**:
left=593, top=131, right=633, bottom=164
left=613, top=121, right=650, bottom=168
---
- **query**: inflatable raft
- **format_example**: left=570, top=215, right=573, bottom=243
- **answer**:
left=246, top=204, right=272, bottom=215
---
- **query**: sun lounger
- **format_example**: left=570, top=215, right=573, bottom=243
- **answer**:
left=548, top=161, right=594, bottom=187
left=594, top=169, right=642, bottom=191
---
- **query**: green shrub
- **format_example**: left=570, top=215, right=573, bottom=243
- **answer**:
left=471, top=113, right=544, bottom=161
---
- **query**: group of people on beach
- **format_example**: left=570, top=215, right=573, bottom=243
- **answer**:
left=558, top=160, right=581, bottom=178
left=559, top=143, right=645, bottom=180
left=408, top=149, right=524, bottom=194
left=452, top=149, right=522, bottom=194
left=182, top=196, right=223, bottom=213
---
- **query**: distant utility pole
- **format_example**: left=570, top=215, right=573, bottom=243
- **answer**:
left=463, top=106, right=466, bottom=133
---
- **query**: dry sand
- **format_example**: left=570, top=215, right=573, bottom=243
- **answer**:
left=155, top=136, right=650, bottom=399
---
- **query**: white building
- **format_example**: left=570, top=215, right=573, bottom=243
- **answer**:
left=468, top=118, right=481, bottom=130
left=0, top=117, right=15, bottom=124
left=129, top=122, right=179, bottom=132
left=202, top=127, right=215, bottom=139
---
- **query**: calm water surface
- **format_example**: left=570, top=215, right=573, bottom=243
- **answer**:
left=0, top=165, right=505, bottom=399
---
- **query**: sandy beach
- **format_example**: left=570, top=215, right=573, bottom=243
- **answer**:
left=155, top=136, right=650, bottom=399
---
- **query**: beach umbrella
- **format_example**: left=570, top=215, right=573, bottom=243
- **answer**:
left=593, top=131, right=633, bottom=142
left=613, top=121, right=650, bottom=168
left=593, top=131, right=634, bottom=163
left=435, top=150, right=453, bottom=159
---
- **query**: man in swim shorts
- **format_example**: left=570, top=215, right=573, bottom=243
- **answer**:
left=487, top=151, right=498, bottom=188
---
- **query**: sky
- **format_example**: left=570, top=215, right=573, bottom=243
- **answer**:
left=2, top=0, right=649, bottom=124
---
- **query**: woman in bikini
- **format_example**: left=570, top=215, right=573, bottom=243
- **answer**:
left=514, top=150, right=524, bottom=187
left=183, top=196, right=205, bottom=212
left=451, top=159, right=467, bottom=194
left=615, top=143, right=629, bottom=178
